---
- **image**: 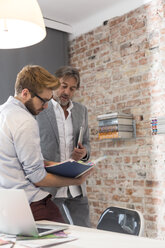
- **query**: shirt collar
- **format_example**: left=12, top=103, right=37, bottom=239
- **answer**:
left=0, top=96, right=36, bottom=119
left=51, top=99, right=73, bottom=111
left=8, top=96, right=29, bottom=112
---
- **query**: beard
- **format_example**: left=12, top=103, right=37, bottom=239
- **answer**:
left=54, top=94, right=70, bottom=107
left=25, top=99, right=43, bottom=115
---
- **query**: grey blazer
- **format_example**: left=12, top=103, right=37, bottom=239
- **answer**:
left=36, top=100, right=91, bottom=196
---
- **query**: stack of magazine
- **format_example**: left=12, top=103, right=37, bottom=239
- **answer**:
left=151, top=117, right=165, bottom=135
left=97, top=112, right=134, bottom=139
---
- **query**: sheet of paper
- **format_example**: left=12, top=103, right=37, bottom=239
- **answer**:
left=0, top=235, right=16, bottom=248
left=16, top=235, right=77, bottom=248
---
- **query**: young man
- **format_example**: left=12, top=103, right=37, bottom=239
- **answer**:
left=0, top=65, right=92, bottom=222
left=37, top=66, right=91, bottom=227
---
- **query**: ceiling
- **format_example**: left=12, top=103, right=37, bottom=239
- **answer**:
left=38, top=0, right=152, bottom=37
left=38, top=0, right=117, bottom=25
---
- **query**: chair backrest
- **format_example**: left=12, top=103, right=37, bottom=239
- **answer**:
left=97, top=206, right=144, bottom=236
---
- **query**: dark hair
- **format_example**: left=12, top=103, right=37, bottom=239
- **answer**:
left=55, top=66, right=80, bottom=89
left=15, top=65, right=60, bottom=95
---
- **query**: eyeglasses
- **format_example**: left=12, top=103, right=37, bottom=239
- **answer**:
left=33, top=93, right=52, bottom=106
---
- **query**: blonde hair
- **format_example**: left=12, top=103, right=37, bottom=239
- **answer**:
left=15, top=65, right=60, bottom=95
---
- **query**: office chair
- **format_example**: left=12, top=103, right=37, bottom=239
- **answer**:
left=97, top=206, right=144, bottom=236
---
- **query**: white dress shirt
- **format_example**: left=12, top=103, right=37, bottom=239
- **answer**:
left=52, top=99, right=81, bottom=198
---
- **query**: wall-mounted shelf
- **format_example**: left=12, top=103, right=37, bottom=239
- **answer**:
left=97, top=112, right=136, bottom=140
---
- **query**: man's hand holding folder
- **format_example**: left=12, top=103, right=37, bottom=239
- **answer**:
left=72, top=142, right=87, bottom=161
left=71, top=126, right=87, bottom=161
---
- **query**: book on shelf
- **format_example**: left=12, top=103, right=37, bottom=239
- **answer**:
left=99, top=131, right=133, bottom=139
left=155, top=128, right=165, bottom=134
left=97, top=112, right=133, bottom=121
left=151, top=117, right=165, bottom=125
left=152, top=124, right=165, bottom=128
left=156, top=126, right=165, bottom=130
left=45, top=156, right=107, bottom=178
left=154, top=121, right=165, bottom=125
left=99, top=124, right=133, bottom=132
left=98, top=117, right=133, bottom=126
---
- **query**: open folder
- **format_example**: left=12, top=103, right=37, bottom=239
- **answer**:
left=45, top=156, right=107, bottom=178
left=45, top=159, right=94, bottom=178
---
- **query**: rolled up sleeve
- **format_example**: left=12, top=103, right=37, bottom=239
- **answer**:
left=14, top=118, right=47, bottom=184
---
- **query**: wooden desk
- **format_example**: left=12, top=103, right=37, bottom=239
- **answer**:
left=34, top=221, right=165, bottom=248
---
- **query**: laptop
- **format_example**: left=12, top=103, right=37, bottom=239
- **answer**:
left=0, top=189, right=68, bottom=237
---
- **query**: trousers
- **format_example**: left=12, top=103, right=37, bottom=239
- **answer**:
left=30, top=194, right=65, bottom=223
left=53, top=195, right=91, bottom=227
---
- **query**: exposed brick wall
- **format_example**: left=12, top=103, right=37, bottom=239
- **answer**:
left=69, top=0, right=165, bottom=239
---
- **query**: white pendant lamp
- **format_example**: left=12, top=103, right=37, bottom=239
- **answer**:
left=0, top=0, right=46, bottom=49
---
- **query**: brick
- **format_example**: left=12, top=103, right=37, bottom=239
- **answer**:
left=109, top=16, right=126, bottom=27
left=112, top=195, right=130, bottom=202
left=120, top=26, right=130, bottom=36
left=145, top=197, right=162, bottom=205
left=145, top=215, right=158, bottom=221
left=139, top=58, right=148, bottom=65
left=131, top=196, right=143, bottom=203
left=125, top=188, right=133, bottom=195
left=133, top=180, right=145, bottom=186
left=124, top=156, right=131, bottom=163
left=132, top=21, right=145, bottom=30
left=128, top=17, right=137, bottom=25
left=146, top=180, right=160, bottom=187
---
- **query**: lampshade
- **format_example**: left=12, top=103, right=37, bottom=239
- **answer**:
left=0, top=0, right=46, bottom=49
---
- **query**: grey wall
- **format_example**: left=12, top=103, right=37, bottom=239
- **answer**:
left=0, top=28, right=68, bottom=104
